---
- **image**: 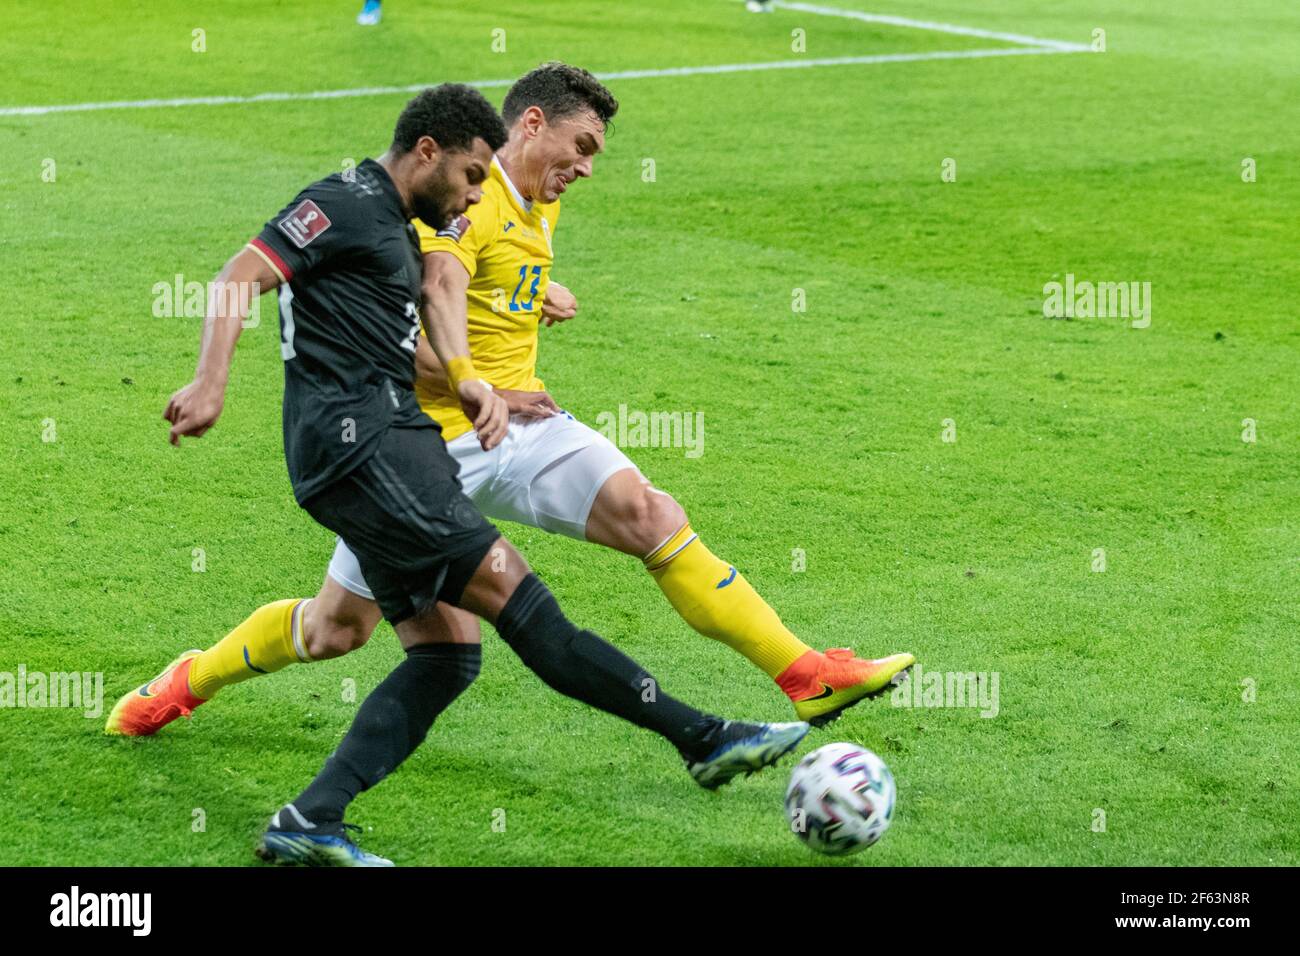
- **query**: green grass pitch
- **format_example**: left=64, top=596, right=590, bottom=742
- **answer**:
left=0, top=0, right=1297, bottom=866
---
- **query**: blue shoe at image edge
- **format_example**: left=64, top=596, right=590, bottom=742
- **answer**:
left=256, top=804, right=394, bottom=867
left=687, top=720, right=810, bottom=789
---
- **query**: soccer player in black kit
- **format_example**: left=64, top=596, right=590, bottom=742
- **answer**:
left=163, top=84, right=809, bottom=866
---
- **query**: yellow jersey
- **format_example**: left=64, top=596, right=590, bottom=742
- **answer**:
left=412, top=156, right=560, bottom=441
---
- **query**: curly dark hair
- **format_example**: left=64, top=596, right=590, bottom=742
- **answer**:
left=501, top=62, right=619, bottom=130
left=391, top=84, right=508, bottom=154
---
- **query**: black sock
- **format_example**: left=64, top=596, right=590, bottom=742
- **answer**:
left=293, top=643, right=481, bottom=824
left=494, top=574, right=720, bottom=761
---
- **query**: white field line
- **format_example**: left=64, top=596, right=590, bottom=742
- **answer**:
left=773, top=1, right=1090, bottom=53
left=0, top=4, right=1090, bottom=118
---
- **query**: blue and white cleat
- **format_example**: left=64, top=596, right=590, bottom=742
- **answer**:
left=746, top=0, right=776, bottom=12
left=687, top=720, right=810, bottom=790
left=255, top=804, right=393, bottom=867
left=356, top=0, right=382, bottom=26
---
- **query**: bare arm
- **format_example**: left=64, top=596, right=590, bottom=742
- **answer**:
left=413, top=333, right=450, bottom=392
left=420, top=250, right=509, bottom=450
left=163, top=246, right=280, bottom=445
left=420, top=251, right=474, bottom=374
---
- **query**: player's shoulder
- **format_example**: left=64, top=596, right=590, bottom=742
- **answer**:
left=266, top=162, right=400, bottom=257
left=291, top=161, right=396, bottom=221
left=415, top=188, right=502, bottom=248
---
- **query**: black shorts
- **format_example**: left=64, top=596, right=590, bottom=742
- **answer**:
left=301, top=424, right=499, bottom=624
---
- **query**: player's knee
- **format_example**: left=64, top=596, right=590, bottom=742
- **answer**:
left=487, top=537, right=531, bottom=577
left=307, top=578, right=384, bottom=659
left=306, top=614, right=372, bottom=659
left=625, top=485, right=687, bottom=554
left=455, top=537, right=532, bottom=621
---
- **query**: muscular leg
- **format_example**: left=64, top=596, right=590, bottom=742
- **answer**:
left=454, top=537, right=725, bottom=756
left=290, top=535, right=743, bottom=825
left=109, top=556, right=396, bottom=734
left=395, top=602, right=481, bottom=649
left=301, top=575, right=383, bottom=660
left=583, top=467, right=815, bottom=696
left=303, top=573, right=480, bottom=656
left=291, top=601, right=484, bottom=823
left=584, top=467, right=686, bottom=556
left=192, top=564, right=476, bottom=702
left=288, top=582, right=485, bottom=821
left=184, top=551, right=485, bottom=726
left=187, top=571, right=382, bottom=703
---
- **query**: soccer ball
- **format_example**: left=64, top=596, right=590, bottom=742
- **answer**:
left=785, top=742, right=896, bottom=855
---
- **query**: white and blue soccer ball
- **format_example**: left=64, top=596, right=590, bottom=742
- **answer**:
left=785, top=742, right=896, bottom=855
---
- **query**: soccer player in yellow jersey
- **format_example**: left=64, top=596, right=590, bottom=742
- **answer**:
left=108, top=63, right=913, bottom=740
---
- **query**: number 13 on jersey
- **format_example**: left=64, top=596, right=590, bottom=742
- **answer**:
left=509, top=265, right=543, bottom=313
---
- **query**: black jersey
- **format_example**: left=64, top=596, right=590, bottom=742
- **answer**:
left=250, top=159, right=436, bottom=504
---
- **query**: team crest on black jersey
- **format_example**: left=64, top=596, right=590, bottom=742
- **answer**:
left=278, top=200, right=332, bottom=248
left=437, top=214, right=472, bottom=242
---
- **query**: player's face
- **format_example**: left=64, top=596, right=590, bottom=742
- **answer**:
left=412, top=137, right=493, bottom=230
left=527, top=108, right=604, bottom=203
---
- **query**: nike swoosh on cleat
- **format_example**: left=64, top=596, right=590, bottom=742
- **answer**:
left=806, top=683, right=835, bottom=701
left=715, top=567, right=737, bottom=589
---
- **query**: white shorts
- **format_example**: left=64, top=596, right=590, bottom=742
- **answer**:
left=327, top=411, right=637, bottom=601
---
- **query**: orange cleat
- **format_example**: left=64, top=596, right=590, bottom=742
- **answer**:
left=778, top=648, right=915, bottom=727
left=105, top=650, right=206, bottom=736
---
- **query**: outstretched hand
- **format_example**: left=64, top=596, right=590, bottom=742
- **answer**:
left=163, top=379, right=225, bottom=446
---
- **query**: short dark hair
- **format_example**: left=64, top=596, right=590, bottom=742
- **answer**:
left=392, top=84, right=508, bottom=154
left=501, top=62, right=619, bottom=130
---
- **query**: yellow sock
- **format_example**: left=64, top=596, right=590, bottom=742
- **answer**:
left=645, top=525, right=810, bottom=679
left=188, top=599, right=311, bottom=700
